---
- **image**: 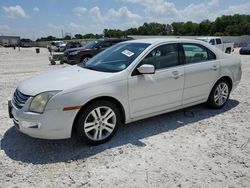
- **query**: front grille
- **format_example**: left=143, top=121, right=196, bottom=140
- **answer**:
left=63, top=51, right=69, bottom=57
left=12, top=89, right=30, bottom=109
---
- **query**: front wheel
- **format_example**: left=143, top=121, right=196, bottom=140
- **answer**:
left=76, top=101, right=121, bottom=145
left=207, top=79, right=231, bottom=109
left=81, top=57, right=90, bottom=64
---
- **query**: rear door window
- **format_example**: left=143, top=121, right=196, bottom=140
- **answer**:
left=182, top=43, right=216, bottom=64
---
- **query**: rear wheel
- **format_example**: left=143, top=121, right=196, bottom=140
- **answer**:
left=225, top=48, right=231, bottom=54
left=207, top=79, right=231, bottom=109
left=76, top=101, right=120, bottom=145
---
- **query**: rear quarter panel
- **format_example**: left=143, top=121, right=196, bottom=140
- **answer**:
left=219, top=54, right=241, bottom=89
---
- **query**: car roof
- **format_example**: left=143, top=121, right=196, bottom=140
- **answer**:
left=197, top=37, right=221, bottom=40
left=122, top=38, right=204, bottom=45
left=52, top=41, right=64, bottom=43
left=97, top=38, right=131, bottom=42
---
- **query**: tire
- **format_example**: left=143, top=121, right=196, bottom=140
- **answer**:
left=81, top=57, right=90, bottom=64
left=50, top=61, right=56, bottom=65
left=207, top=79, right=231, bottom=109
left=225, top=48, right=231, bottom=54
left=76, top=100, right=121, bottom=145
left=60, top=60, right=64, bottom=64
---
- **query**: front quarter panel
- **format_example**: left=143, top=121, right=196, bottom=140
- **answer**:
left=45, top=78, right=129, bottom=122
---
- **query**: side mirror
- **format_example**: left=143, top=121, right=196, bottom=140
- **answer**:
left=137, top=64, right=155, bottom=74
left=95, top=46, right=101, bottom=50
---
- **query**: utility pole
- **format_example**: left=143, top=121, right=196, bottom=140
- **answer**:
left=61, top=29, right=64, bottom=39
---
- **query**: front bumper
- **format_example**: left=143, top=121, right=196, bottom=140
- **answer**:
left=63, top=54, right=80, bottom=65
left=8, top=100, right=78, bottom=139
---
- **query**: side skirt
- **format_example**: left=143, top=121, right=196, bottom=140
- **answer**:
left=125, top=99, right=207, bottom=124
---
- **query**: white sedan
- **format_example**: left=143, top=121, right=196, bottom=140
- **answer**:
left=8, top=38, right=242, bottom=145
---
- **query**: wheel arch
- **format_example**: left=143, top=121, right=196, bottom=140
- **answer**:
left=225, top=47, right=231, bottom=53
left=80, top=55, right=92, bottom=61
left=71, top=96, right=126, bottom=136
left=217, top=76, right=233, bottom=90
left=209, top=75, right=233, bottom=98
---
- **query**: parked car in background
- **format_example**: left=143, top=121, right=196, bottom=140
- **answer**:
left=197, top=37, right=234, bottom=54
left=63, top=38, right=132, bottom=65
left=21, top=43, right=31, bottom=48
left=48, top=41, right=66, bottom=52
left=239, top=44, right=250, bottom=55
left=8, top=38, right=241, bottom=145
left=65, top=41, right=82, bottom=51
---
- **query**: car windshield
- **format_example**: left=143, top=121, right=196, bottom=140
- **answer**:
left=247, top=44, right=250, bottom=48
left=78, top=42, right=150, bottom=72
left=82, top=40, right=99, bottom=49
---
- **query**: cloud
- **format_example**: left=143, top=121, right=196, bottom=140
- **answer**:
left=119, top=0, right=180, bottom=22
left=47, top=5, right=141, bottom=36
left=88, top=6, right=141, bottom=24
left=48, top=23, right=62, bottom=31
left=33, top=6, right=40, bottom=12
left=73, top=6, right=87, bottom=16
left=47, top=22, right=85, bottom=35
left=0, top=24, right=11, bottom=32
left=89, top=6, right=103, bottom=22
left=107, top=7, right=141, bottom=21
left=69, top=22, right=85, bottom=31
left=220, top=2, right=250, bottom=15
left=119, top=0, right=250, bottom=23
left=2, top=5, right=28, bottom=18
left=208, top=0, right=219, bottom=7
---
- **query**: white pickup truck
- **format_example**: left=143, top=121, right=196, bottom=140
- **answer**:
left=197, top=37, right=234, bottom=54
left=47, top=41, right=66, bottom=52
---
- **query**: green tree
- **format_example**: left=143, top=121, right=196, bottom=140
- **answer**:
left=74, top=34, right=83, bottom=39
left=63, top=35, right=71, bottom=40
left=83, top=33, right=96, bottom=39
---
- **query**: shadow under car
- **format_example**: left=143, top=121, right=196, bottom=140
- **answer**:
left=1, top=99, right=239, bottom=165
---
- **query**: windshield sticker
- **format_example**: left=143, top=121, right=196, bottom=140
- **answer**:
left=122, top=50, right=134, bottom=57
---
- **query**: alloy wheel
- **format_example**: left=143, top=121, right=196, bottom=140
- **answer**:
left=82, top=57, right=90, bottom=63
left=214, top=82, right=229, bottom=106
left=83, top=106, right=116, bottom=141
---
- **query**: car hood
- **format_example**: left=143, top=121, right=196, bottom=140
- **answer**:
left=66, top=47, right=91, bottom=52
left=18, top=66, right=114, bottom=96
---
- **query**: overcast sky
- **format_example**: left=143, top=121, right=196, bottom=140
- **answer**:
left=0, top=0, right=250, bottom=39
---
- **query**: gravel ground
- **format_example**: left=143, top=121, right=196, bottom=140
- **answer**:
left=0, top=47, right=250, bottom=188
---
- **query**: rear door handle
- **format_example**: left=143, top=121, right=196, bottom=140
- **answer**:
left=211, top=65, right=217, bottom=71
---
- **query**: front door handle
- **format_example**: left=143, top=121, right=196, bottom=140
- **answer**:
left=171, top=71, right=183, bottom=79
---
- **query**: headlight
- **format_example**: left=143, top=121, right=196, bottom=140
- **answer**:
left=69, top=51, right=79, bottom=55
left=29, top=91, right=61, bottom=113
